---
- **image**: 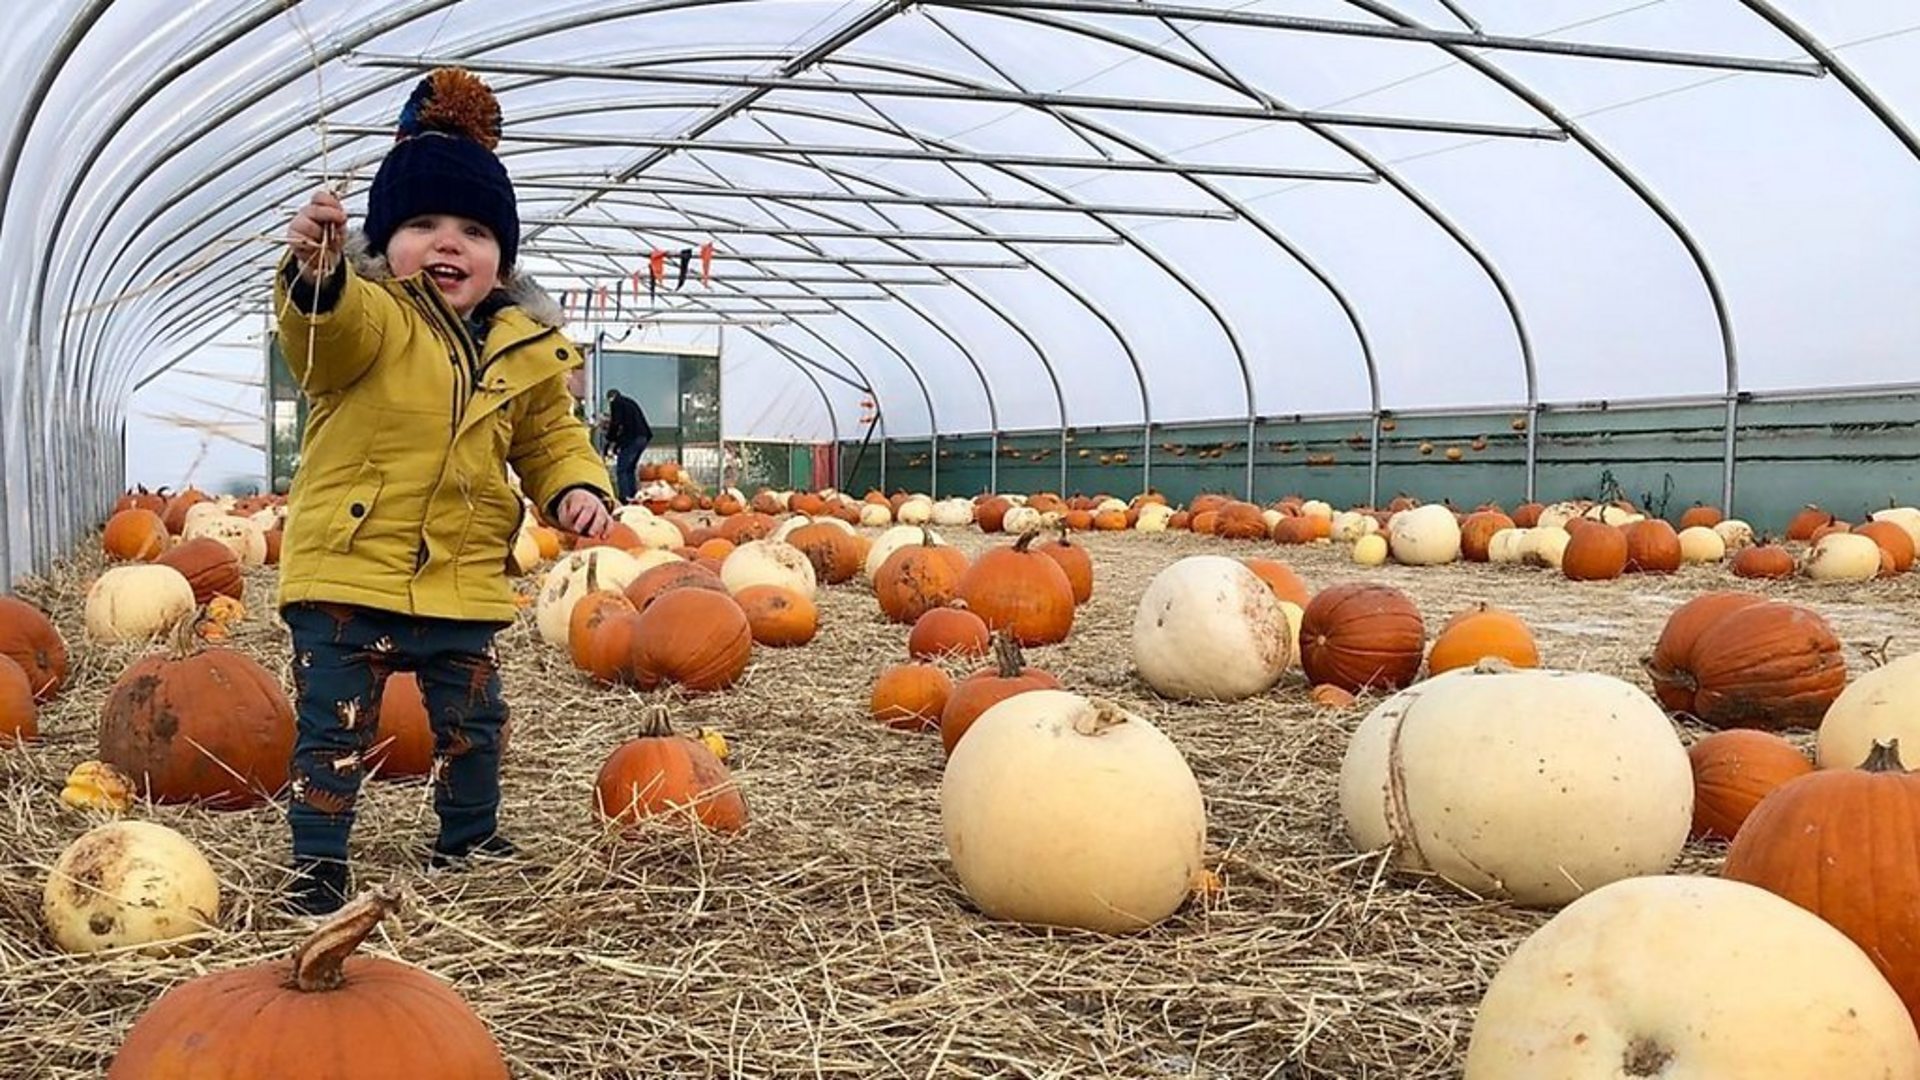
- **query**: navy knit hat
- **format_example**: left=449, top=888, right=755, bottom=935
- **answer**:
left=363, top=68, right=520, bottom=271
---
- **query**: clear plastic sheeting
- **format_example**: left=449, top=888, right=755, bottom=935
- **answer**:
left=1, top=0, right=1917, bottom=583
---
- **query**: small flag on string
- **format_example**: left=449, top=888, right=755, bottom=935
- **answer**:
left=700, top=242, right=713, bottom=287
left=648, top=249, right=666, bottom=302
left=674, top=248, right=692, bottom=291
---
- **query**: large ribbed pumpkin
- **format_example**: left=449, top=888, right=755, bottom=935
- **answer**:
left=1687, top=730, right=1811, bottom=840
left=1299, top=583, right=1424, bottom=694
left=1623, top=519, right=1682, bottom=573
left=623, top=560, right=726, bottom=614
left=954, top=533, right=1076, bottom=646
left=0, top=654, right=36, bottom=744
left=97, top=624, right=294, bottom=808
left=629, top=589, right=752, bottom=693
left=1645, top=591, right=1769, bottom=712
left=0, top=595, right=68, bottom=701
left=1649, top=600, right=1845, bottom=730
left=874, top=534, right=970, bottom=624
left=1561, top=524, right=1628, bottom=581
left=157, top=536, right=244, bottom=604
left=107, top=888, right=509, bottom=1079
left=1032, top=537, right=1093, bottom=605
left=103, top=508, right=170, bottom=561
left=594, top=708, right=747, bottom=833
left=1724, top=740, right=1920, bottom=1029
left=787, top=522, right=863, bottom=585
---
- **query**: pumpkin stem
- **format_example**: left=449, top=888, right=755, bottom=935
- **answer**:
left=1013, top=529, right=1039, bottom=553
left=992, top=631, right=1026, bottom=677
left=1861, top=739, right=1907, bottom=773
left=584, top=553, right=600, bottom=594
left=167, top=609, right=205, bottom=659
left=919, top=525, right=934, bottom=547
left=289, top=885, right=400, bottom=992
left=638, top=704, right=676, bottom=740
left=1074, top=698, right=1129, bottom=737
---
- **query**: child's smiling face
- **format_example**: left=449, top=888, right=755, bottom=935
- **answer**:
left=387, top=213, right=502, bottom=318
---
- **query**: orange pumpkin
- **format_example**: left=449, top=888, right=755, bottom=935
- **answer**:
left=954, top=532, right=1076, bottom=646
left=157, top=537, right=244, bottom=604
left=1427, top=604, right=1539, bottom=675
left=1732, top=543, right=1796, bottom=579
left=0, top=654, right=36, bottom=744
left=594, top=708, right=747, bottom=833
left=569, top=586, right=640, bottom=680
left=160, top=488, right=209, bottom=535
left=975, top=497, right=1012, bottom=533
left=1092, top=509, right=1128, bottom=531
left=1270, top=517, right=1317, bottom=545
left=1241, top=558, right=1310, bottom=607
left=107, top=889, right=508, bottom=1079
left=1191, top=511, right=1219, bottom=535
left=629, top=589, right=753, bottom=693
left=1623, top=519, right=1682, bottom=573
left=1032, top=536, right=1093, bottom=605
left=114, top=486, right=168, bottom=516
left=1510, top=502, right=1544, bottom=528
left=1723, top=740, right=1920, bottom=1027
left=870, top=663, right=953, bottom=731
left=787, top=523, right=861, bottom=585
left=1298, top=583, right=1424, bottom=694
left=1309, top=683, right=1357, bottom=709
left=1786, top=505, right=1836, bottom=542
left=908, top=603, right=991, bottom=661
left=1646, top=591, right=1771, bottom=712
left=97, top=623, right=294, bottom=808
left=366, top=672, right=434, bottom=779
left=1651, top=600, right=1846, bottom=730
left=1687, top=730, right=1811, bottom=841
left=1678, top=503, right=1724, bottom=530
left=874, top=533, right=971, bottom=624
left=718, top=512, right=777, bottom=545
left=103, top=508, right=169, bottom=561
left=1459, top=510, right=1515, bottom=562
left=736, top=585, right=817, bottom=647
left=0, top=596, right=68, bottom=701
left=1061, top=509, right=1094, bottom=532
left=1856, top=521, right=1916, bottom=573
left=1562, top=524, right=1628, bottom=581
left=623, top=561, right=727, bottom=613
left=1215, top=501, right=1268, bottom=541
left=940, top=635, right=1061, bottom=758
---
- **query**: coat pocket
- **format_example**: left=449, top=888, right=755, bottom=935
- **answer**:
left=325, top=464, right=384, bottom=553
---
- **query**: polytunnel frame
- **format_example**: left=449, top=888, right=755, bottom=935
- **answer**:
left=13, top=1, right=1920, bottom=584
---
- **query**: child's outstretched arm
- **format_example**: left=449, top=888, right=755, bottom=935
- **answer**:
left=511, top=374, right=617, bottom=537
left=274, top=188, right=388, bottom=396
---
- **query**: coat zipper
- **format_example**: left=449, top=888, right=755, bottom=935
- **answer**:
left=401, top=279, right=483, bottom=577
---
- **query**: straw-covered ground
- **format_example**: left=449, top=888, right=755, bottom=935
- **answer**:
left=1, top=526, right=1912, bottom=1078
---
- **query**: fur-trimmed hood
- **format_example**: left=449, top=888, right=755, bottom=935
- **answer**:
left=343, top=229, right=563, bottom=329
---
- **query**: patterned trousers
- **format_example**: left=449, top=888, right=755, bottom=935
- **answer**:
left=284, top=601, right=510, bottom=862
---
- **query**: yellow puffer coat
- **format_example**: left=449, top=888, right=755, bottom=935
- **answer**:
left=273, top=245, right=612, bottom=622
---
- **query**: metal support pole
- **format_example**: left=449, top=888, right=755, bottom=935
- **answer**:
left=1722, top=395, right=1739, bottom=515
left=1524, top=403, right=1541, bottom=502
left=1245, top=416, right=1258, bottom=502
left=930, top=433, right=940, bottom=499
left=1367, top=413, right=1383, bottom=507
left=1058, top=429, right=1068, bottom=495
left=879, top=435, right=888, bottom=493
left=522, top=216, right=1124, bottom=245
left=1142, top=422, right=1153, bottom=496
left=350, top=52, right=1569, bottom=140
left=988, top=431, right=999, bottom=493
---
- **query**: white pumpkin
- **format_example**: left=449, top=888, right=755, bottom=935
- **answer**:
left=1260, top=508, right=1283, bottom=532
left=1351, top=534, right=1388, bottom=566
left=184, top=513, right=267, bottom=567
left=1535, top=501, right=1584, bottom=531
left=1804, top=532, right=1882, bottom=582
left=722, top=539, right=818, bottom=599
left=1712, top=518, right=1755, bottom=551
left=942, top=690, right=1206, bottom=934
left=1094, top=497, right=1128, bottom=515
left=1002, top=506, right=1043, bottom=535
left=896, top=496, right=933, bottom=525
left=507, top=520, right=542, bottom=576
left=246, top=507, right=282, bottom=531
left=864, top=524, right=947, bottom=581
left=1870, top=507, right=1920, bottom=552
left=1276, top=600, right=1303, bottom=670
left=1523, top=526, right=1571, bottom=570
left=43, top=820, right=219, bottom=955
left=772, top=490, right=794, bottom=510
left=858, top=502, right=892, bottom=527
left=180, top=501, right=227, bottom=534
left=1464, top=875, right=1920, bottom=1078
left=930, top=497, right=975, bottom=527
left=814, top=516, right=856, bottom=536
left=1132, top=556, right=1290, bottom=701
left=623, top=515, right=684, bottom=552
left=1300, top=499, right=1333, bottom=520
left=769, top=515, right=813, bottom=544
left=85, top=565, right=196, bottom=643
left=1134, top=503, right=1175, bottom=532
left=1388, top=504, right=1461, bottom=566
left=1330, top=511, right=1378, bottom=543
left=535, top=548, right=644, bottom=647
left=1816, top=651, right=1920, bottom=771
left=630, top=547, right=685, bottom=574
left=1676, top=525, right=1725, bottom=564
left=1340, top=664, right=1692, bottom=908
left=1487, top=527, right=1529, bottom=564
left=612, top=504, right=655, bottom=529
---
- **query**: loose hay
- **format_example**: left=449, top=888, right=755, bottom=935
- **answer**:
left=1, top=529, right=1912, bottom=1077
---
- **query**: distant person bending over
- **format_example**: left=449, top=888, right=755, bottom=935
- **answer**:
left=603, top=387, right=653, bottom=502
